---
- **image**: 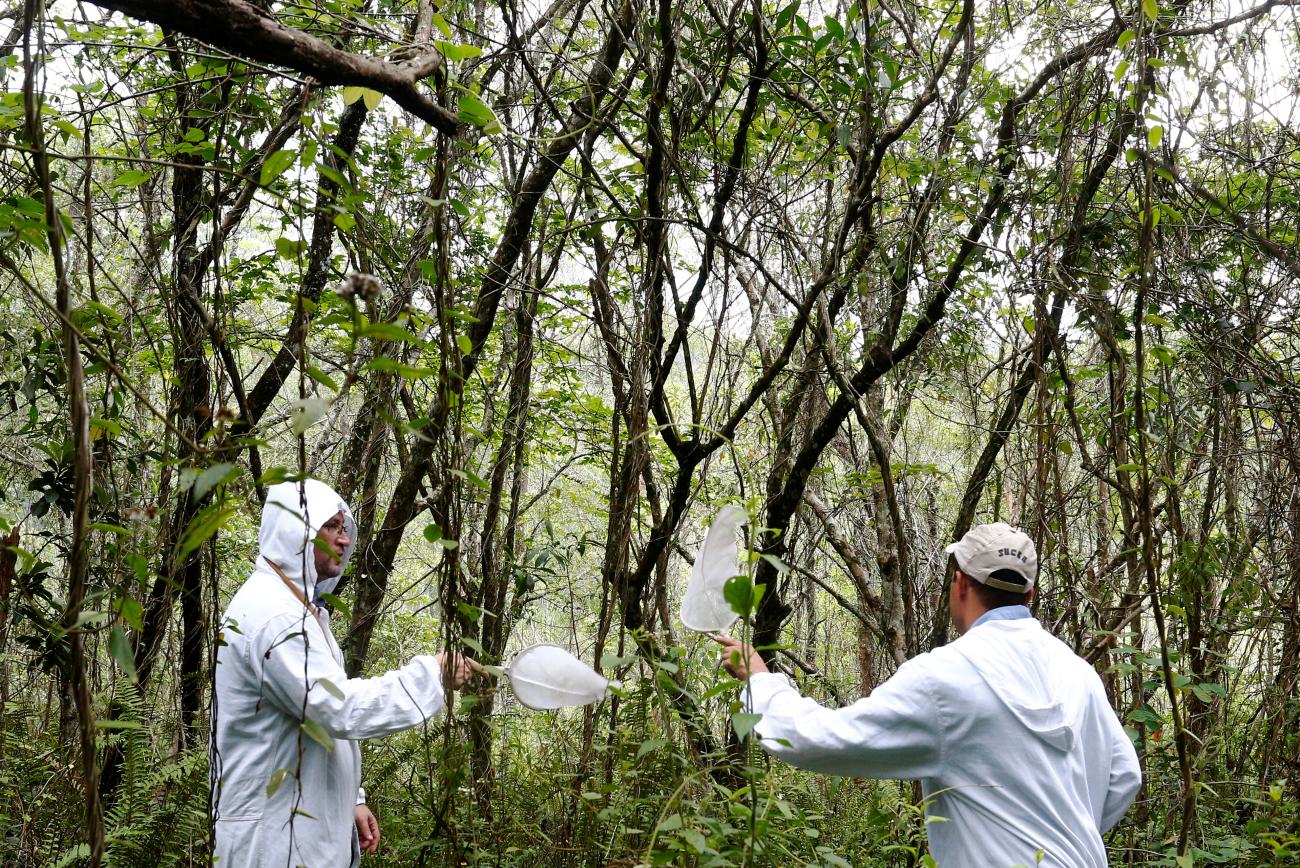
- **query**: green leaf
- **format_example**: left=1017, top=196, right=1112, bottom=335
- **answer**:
left=732, top=712, right=763, bottom=739
left=655, top=813, right=683, bottom=832
left=333, top=212, right=356, bottom=231
left=342, top=86, right=366, bottom=105
left=723, top=574, right=752, bottom=616
left=125, top=553, right=149, bottom=586
left=1117, top=29, right=1136, bottom=48
left=1142, top=0, right=1158, bottom=19
left=260, top=149, right=297, bottom=186
left=176, top=503, right=237, bottom=561
left=1148, top=125, right=1164, bottom=149
left=108, top=625, right=138, bottom=682
left=114, top=596, right=143, bottom=631
left=436, top=40, right=483, bottom=61
left=1128, top=705, right=1162, bottom=726
left=457, top=93, right=502, bottom=134
left=316, top=593, right=350, bottom=618
left=315, top=678, right=345, bottom=701
left=66, top=609, right=109, bottom=633
left=456, top=334, right=473, bottom=355
left=316, top=164, right=350, bottom=191
left=423, top=524, right=443, bottom=543
left=1151, top=344, right=1177, bottom=366
left=636, top=737, right=668, bottom=759
left=259, top=466, right=295, bottom=486
left=80, top=300, right=124, bottom=324
left=266, top=767, right=290, bottom=798
left=110, top=169, right=151, bottom=188
left=275, top=237, right=306, bottom=259
left=361, top=89, right=383, bottom=111
left=95, top=719, right=143, bottom=731
left=723, top=575, right=765, bottom=617
left=305, top=365, right=340, bottom=393
left=192, top=462, right=239, bottom=500
left=301, top=718, right=335, bottom=752
left=363, top=358, right=437, bottom=379
left=681, top=828, right=710, bottom=853
left=775, top=1, right=799, bottom=30
left=600, top=652, right=637, bottom=668
left=361, top=322, right=423, bottom=343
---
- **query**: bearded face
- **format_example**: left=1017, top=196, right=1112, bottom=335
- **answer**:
left=315, top=512, right=349, bottom=579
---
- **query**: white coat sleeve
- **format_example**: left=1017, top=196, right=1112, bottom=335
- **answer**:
left=1100, top=710, right=1141, bottom=832
left=255, top=612, right=447, bottom=740
left=744, top=657, right=944, bottom=780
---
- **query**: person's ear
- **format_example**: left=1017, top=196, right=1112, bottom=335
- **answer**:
left=953, top=569, right=966, bottom=598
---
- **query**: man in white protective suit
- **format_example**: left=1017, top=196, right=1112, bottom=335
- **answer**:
left=716, top=522, right=1142, bottom=867
left=211, top=478, right=476, bottom=867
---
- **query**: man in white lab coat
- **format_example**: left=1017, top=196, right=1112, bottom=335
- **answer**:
left=717, top=522, right=1142, bottom=867
left=211, top=478, right=475, bottom=867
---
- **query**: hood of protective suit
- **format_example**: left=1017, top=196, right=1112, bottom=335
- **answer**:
left=951, top=618, right=1080, bottom=751
left=258, top=478, right=356, bottom=599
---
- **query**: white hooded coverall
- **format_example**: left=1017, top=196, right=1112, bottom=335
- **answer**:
left=745, top=614, right=1142, bottom=867
left=212, top=479, right=449, bottom=868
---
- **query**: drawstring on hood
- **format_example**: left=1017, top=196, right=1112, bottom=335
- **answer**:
left=258, top=479, right=357, bottom=600
left=952, top=619, right=1080, bottom=751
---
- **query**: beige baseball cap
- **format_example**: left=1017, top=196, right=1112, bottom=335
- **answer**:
left=945, top=522, right=1038, bottom=592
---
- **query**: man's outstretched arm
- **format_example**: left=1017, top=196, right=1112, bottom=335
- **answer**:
left=716, top=636, right=945, bottom=781
left=257, top=613, right=478, bottom=740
